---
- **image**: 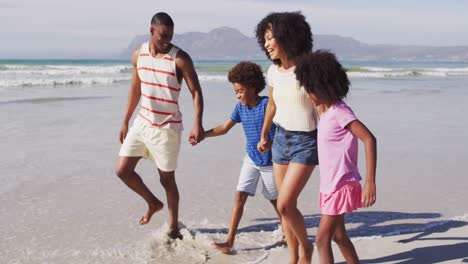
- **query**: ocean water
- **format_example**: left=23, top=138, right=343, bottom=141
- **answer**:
left=2, top=59, right=468, bottom=89
left=1, top=59, right=468, bottom=263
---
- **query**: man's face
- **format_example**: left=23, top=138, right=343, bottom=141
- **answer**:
left=150, top=24, right=174, bottom=52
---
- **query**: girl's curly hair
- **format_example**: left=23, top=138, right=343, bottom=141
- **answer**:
left=295, top=50, right=350, bottom=103
left=255, top=11, right=313, bottom=65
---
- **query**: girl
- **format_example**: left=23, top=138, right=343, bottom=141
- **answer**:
left=255, top=12, right=317, bottom=264
left=295, top=50, right=377, bottom=264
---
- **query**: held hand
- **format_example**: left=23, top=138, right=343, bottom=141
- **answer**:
left=257, top=138, right=272, bottom=153
left=361, top=182, right=376, bottom=208
left=119, top=123, right=129, bottom=144
left=188, top=125, right=205, bottom=146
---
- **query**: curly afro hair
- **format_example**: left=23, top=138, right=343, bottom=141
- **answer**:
left=295, top=50, right=350, bottom=103
left=228, top=61, right=266, bottom=94
left=255, top=11, right=313, bottom=65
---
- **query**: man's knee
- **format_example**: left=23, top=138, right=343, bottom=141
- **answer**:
left=115, top=157, right=139, bottom=179
left=159, top=171, right=176, bottom=189
left=115, top=164, right=131, bottom=179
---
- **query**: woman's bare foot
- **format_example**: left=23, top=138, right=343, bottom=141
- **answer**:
left=298, top=243, right=314, bottom=264
left=139, top=201, right=164, bottom=225
left=211, top=241, right=234, bottom=254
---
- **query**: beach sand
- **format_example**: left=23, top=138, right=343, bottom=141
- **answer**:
left=1, top=75, right=468, bottom=263
left=268, top=218, right=468, bottom=263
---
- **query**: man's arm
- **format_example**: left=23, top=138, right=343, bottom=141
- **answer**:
left=176, top=50, right=204, bottom=144
left=119, top=48, right=142, bottom=143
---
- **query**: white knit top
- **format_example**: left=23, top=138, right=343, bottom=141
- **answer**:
left=267, top=64, right=317, bottom=132
left=136, top=42, right=183, bottom=131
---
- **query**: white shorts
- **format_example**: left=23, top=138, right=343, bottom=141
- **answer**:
left=237, top=156, right=278, bottom=200
left=119, top=118, right=182, bottom=172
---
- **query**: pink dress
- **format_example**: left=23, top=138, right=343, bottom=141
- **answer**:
left=317, top=101, right=362, bottom=215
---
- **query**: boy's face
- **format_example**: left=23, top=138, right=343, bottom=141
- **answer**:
left=233, top=82, right=256, bottom=106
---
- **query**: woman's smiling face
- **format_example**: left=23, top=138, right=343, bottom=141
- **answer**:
left=264, top=28, right=285, bottom=61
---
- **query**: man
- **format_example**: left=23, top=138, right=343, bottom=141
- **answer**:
left=115, top=12, right=204, bottom=239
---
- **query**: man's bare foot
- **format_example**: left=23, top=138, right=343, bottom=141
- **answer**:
left=167, top=228, right=183, bottom=240
left=139, top=201, right=164, bottom=225
left=211, top=241, right=234, bottom=254
left=298, top=243, right=314, bottom=264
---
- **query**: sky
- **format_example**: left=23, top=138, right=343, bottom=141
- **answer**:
left=1, top=0, right=467, bottom=59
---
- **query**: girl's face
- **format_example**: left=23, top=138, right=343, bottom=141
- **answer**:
left=233, top=82, right=257, bottom=106
left=264, top=29, right=285, bottom=61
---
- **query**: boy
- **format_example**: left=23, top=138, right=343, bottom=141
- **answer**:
left=199, top=61, right=280, bottom=254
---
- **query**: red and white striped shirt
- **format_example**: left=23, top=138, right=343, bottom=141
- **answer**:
left=136, top=42, right=183, bottom=130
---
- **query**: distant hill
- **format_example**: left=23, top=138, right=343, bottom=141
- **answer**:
left=121, top=27, right=468, bottom=61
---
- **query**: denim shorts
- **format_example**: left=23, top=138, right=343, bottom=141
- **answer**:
left=272, top=125, right=319, bottom=166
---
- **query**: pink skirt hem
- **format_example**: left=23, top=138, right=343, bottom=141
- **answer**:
left=319, top=181, right=362, bottom=215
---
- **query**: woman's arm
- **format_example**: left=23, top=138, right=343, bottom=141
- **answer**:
left=257, top=86, right=276, bottom=153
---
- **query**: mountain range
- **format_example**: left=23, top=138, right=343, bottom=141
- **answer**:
left=122, top=27, right=468, bottom=61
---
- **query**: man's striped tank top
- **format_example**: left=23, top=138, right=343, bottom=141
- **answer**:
left=136, top=42, right=183, bottom=131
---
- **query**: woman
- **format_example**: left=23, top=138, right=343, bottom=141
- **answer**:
left=256, top=12, right=317, bottom=264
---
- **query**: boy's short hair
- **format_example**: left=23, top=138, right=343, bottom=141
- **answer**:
left=255, top=11, right=313, bottom=66
left=228, top=61, right=266, bottom=94
left=295, top=50, right=350, bottom=103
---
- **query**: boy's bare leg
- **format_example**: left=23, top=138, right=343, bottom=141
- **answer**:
left=159, top=169, right=181, bottom=239
left=269, top=199, right=281, bottom=221
left=269, top=199, right=286, bottom=243
left=115, top=157, right=164, bottom=225
left=212, top=191, right=249, bottom=254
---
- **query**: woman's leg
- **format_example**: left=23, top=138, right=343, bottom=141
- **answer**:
left=277, top=163, right=314, bottom=264
left=274, top=163, right=299, bottom=263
